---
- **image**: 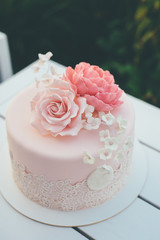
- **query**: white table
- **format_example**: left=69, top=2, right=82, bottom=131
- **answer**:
left=0, top=61, right=160, bottom=240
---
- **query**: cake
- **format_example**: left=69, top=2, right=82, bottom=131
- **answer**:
left=6, top=52, right=134, bottom=211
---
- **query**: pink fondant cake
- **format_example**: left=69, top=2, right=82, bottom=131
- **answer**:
left=6, top=53, right=134, bottom=211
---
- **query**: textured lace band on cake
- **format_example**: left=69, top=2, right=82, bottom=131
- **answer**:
left=11, top=145, right=133, bottom=211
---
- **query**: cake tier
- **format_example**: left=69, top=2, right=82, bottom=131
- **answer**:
left=6, top=84, right=134, bottom=211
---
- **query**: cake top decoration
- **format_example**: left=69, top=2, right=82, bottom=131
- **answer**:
left=30, top=52, right=123, bottom=137
left=64, top=62, right=123, bottom=112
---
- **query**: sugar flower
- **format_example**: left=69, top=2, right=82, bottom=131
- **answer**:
left=84, top=104, right=94, bottom=118
left=99, top=129, right=110, bottom=142
left=32, top=52, right=53, bottom=73
left=99, top=111, right=115, bottom=125
left=64, top=62, right=123, bottom=112
left=31, top=79, right=87, bottom=137
left=105, top=137, right=118, bottom=151
left=123, top=136, right=133, bottom=151
left=83, top=151, right=95, bottom=164
left=83, top=116, right=101, bottom=130
left=117, top=116, right=127, bottom=135
left=99, top=148, right=112, bottom=161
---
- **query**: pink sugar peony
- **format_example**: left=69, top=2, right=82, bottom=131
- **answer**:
left=64, top=62, right=123, bottom=112
left=31, top=79, right=87, bottom=136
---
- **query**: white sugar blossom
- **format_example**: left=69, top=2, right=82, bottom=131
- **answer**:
left=85, top=112, right=92, bottom=118
left=83, top=151, right=95, bottom=164
left=117, top=116, right=127, bottom=134
left=114, top=151, right=124, bottom=163
left=99, top=129, right=110, bottom=142
left=33, top=52, right=53, bottom=73
left=84, top=117, right=101, bottom=130
left=123, top=136, right=133, bottom=151
left=99, top=111, right=115, bottom=126
left=38, top=52, right=53, bottom=63
left=84, top=105, right=95, bottom=118
left=85, top=105, right=94, bottom=113
left=105, top=137, right=118, bottom=151
left=99, top=148, right=112, bottom=160
left=99, top=111, right=105, bottom=119
left=32, top=52, right=62, bottom=88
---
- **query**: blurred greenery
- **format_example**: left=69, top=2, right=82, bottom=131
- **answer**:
left=0, top=0, right=160, bottom=107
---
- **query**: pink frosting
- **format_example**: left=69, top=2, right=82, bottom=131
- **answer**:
left=31, top=79, right=87, bottom=136
left=64, top=62, right=123, bottom=112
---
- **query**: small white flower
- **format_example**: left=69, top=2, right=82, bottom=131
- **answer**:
left=123, top=136, right=133, bottom=151
left=85, top=112, right=92, bottom=118
left=84, top=105, right=95, bottom=118
left=86, top=105, right=94, bottom=113
left=117, top=116, right=127, bottom=134
left=105, top=137, right=118, bottom=151
left=32, top=52, right=53, bottom=73
left=84, top=117, right=101, bottom=130
left=99, top=111, right=105, bottom=119
left=99, top=129, right=110, bottom=142
left=83, top=123, right=92, bottom=130
left=114, top=151, right=124, bottom=163
left=99, top=111, right=115, bottom=126
left=83, top=151, right=95, bottom=164
left=99, top=148, right=112, bottom=160
left=87, top=117, right=94, bottom=124
left=38, top=52, right=53, bottom=62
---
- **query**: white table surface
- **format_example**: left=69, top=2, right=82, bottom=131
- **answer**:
left=0, top=61, right=160, bottom=240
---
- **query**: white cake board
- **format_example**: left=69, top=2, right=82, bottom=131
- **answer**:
left=0, top=139, right=147, bottom=227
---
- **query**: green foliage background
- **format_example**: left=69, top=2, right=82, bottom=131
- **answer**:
left=0, top=0, right=160, bottom=107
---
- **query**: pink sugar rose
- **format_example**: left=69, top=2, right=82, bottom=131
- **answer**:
left=64, top=62, right=123, bottom=112
left=31, top=79, right=87, bottom=136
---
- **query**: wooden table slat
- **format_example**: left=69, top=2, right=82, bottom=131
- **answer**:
left=129, top=95, right=160, bottom=151
left=0, top=194, right=86, bottom=240
left=80, top=198, right=160, bottom=240
left=139, top=144, right=160, bottom=207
